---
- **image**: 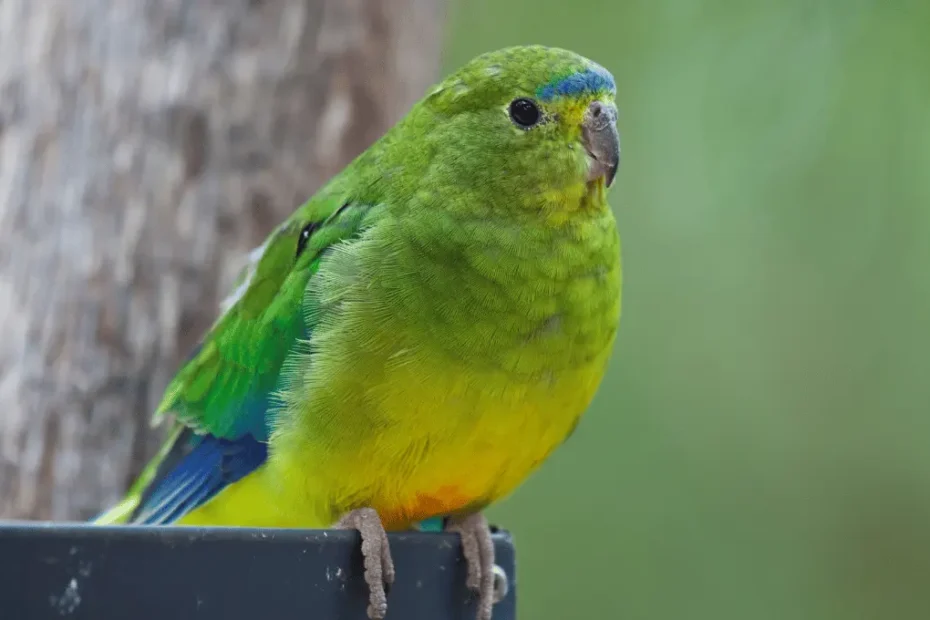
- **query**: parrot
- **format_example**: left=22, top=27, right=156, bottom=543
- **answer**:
left=94, top=45, right=623, bottom=620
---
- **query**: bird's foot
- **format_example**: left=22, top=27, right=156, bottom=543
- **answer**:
left=335, top=507, right=395, bottom=619
left=445, top=513, right=509, bottom=620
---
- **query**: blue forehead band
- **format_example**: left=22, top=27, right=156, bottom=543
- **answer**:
left=536, top=66, right=616, bottom=101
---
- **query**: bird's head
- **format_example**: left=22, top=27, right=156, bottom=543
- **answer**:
left=407, top=45, right=620, bottom=217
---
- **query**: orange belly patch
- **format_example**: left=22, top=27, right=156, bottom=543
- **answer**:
left=376, top=485, right=484, bottom=531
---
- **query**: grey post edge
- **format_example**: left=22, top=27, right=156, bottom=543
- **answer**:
left=0, top=522, right=516, bottom=620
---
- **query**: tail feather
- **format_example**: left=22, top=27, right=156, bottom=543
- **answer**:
left=93, top=496, right=139, bottom=525
left=92, top=422, right=268, bottom=526
left=91, top=424, right=187, bottom=524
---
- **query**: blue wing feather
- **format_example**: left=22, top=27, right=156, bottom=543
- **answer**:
left=129, top=430, right=268, bottom=525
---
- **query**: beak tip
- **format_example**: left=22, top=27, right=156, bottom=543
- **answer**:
left=606, top=165, right=618, bottom=188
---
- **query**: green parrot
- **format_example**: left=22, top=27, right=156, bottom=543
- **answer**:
left=96, top=45, right=623, bottom=620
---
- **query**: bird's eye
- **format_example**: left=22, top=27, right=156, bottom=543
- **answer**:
left=296, top=221, right=316, bottom=258
left=509, top=98, right=541, bottom=129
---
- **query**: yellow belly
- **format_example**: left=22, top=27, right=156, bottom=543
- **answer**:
left=176, top=353, right=609, bottom=530
left=362, top=365, right=605, bottom=530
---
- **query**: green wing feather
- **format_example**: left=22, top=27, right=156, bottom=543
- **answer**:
left=95, top=186, right=376, bottom=524
left=153, top=191, right=374, bottom=440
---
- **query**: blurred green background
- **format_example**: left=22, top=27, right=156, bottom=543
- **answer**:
left=443, top=1, right=930, bottom=618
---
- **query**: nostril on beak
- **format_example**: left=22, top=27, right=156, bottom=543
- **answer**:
left=584, top=100, right=615, bottom=131
left=581, top=100, right=620, bottom=187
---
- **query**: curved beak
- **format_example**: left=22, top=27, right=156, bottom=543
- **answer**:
left=581, top=101, right=620, bottom=188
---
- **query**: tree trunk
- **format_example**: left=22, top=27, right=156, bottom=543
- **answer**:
left=0, top=0, right=445, bottom=521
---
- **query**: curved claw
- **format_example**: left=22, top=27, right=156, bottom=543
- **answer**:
left=492, top=564, right=509, bottom=603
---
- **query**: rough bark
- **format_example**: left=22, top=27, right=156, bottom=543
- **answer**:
left=0, top=0, right=445, bottom=520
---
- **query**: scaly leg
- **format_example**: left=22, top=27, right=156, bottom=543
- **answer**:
left=335, top=507, right=395, bottom=619
left=446, top=513, right=509, bottom=620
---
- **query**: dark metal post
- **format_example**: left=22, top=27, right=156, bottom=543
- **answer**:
left=0, top=523, right=516, bottom=619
